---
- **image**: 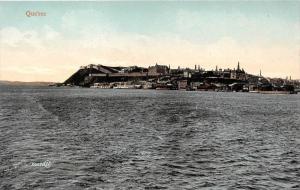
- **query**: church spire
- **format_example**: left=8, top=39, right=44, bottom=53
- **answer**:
left=237, top=61, right=240, bottom=71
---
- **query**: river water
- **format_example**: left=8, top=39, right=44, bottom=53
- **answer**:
left=0, top=86, right=299, bottom=189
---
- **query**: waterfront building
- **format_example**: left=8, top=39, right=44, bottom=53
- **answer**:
left=178, top=80, right=188, bottom=90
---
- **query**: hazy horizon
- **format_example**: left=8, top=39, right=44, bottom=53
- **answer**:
left=0, top=1, right=299, bottom=82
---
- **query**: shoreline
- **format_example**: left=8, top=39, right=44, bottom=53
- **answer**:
left=65, top=86, right=299, bottom=94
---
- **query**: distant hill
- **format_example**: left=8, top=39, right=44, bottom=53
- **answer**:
left=0, top=80, right=56, bottom=86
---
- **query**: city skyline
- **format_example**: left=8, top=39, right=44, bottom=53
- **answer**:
left=0, top=1, right=299, bottom=82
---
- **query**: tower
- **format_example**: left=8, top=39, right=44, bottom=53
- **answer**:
left=237, top=61, right=240, bottom=71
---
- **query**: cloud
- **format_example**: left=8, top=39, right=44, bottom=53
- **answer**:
left=174, top=9, right=300, bottom=46
left=0, top=26, right=61, bottom=49
left=0, top=27, right=41, bottom=48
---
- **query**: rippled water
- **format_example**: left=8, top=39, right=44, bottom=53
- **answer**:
left=0, top=85, right=299, bottom=189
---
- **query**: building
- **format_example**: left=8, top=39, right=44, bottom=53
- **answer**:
left=222, top=69, right=232, bottom=78
left=148, top=63, right=170, bottom=75
left=230, top=62, right=246, bottom=80
left=178, top=80, right=188, bottom=90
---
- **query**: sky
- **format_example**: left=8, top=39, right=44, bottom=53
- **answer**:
left=0, top=1, right=299, bottom=82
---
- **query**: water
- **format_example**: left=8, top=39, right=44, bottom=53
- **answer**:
left=0, top=85, right=299, bottom=190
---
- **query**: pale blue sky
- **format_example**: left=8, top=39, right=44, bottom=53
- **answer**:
left=1, top=1, right=299, bottom=44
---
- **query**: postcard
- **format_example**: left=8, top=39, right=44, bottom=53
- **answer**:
left=0, top=1, right=299, bottom=189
